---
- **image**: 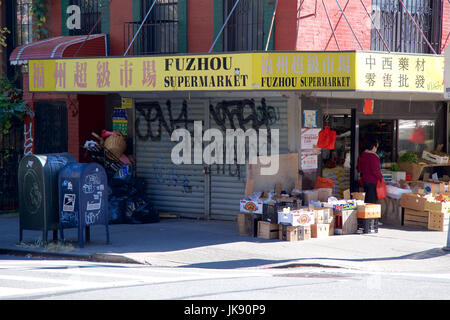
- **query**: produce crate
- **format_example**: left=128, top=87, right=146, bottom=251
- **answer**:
left=422, top=150, right=449, bottom=164
left=357, top=204, right=381, bottom=219
left=311, top=223, right=330, bottom=238
left=257, top=221, right=279, bottom=239
left=357, top=218, right=379, bottom=234
left=403, top=208, right=429, bottom=229
left=237, top=212, right=261, bottom=237
left=428, top=212, right=449, bottom=231
left=279, top=225, right=311, bottom=241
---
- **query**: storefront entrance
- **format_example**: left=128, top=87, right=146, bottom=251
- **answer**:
left=321, top=110, right=355, bottom=198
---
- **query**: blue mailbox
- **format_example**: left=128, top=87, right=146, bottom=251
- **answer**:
left=58, top=162, right=110, bottom=247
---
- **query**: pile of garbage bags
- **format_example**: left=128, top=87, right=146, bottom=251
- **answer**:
left=108, top=177, right=160, bottom=224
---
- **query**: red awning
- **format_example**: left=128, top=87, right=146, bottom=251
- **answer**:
left=9, top=34, right=107, bottom=65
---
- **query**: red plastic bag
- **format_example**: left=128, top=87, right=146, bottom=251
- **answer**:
left=317, top=126, right=337, bottom=150
left=376, top=180, right=387, bottom=200
left=410, top=127, right=426, bottom=144
left=314, top=176, right=334, bottom=189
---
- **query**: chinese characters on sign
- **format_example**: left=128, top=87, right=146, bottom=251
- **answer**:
left=357, top=52, right=444, bottom=92
left=257, top=52, right=354, bottom=90
left=28, top=52, right=443, bottom=93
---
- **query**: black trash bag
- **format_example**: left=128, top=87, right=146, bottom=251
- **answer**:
left=124, top=196, right=159, bottom=224
left=108, top=196, right=126, bottom=224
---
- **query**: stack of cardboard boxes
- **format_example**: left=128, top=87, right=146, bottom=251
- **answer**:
left=238, top=191, right=383, bottom=241
left=400, top=192, right=450, bottom=231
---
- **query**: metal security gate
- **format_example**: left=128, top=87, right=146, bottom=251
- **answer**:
left=0, top=120, right=23, bottom=212
left=135, top=99, right=207, bottom=218
left=208, top=96, right=289, bottom=220
left=134, top=96, right=289, bottom=220
left=34, top=101, right=68, bottom=154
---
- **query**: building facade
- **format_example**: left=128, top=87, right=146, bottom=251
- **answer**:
left=5, top=0, right=450, bottom=218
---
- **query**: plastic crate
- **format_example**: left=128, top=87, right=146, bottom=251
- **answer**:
left=357, top=218, right=379, bottom=234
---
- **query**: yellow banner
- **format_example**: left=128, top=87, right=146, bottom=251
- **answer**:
left=28, top=53, right=254, bottom=92
left=252, top=52, right=356, bottom=90
left=28, top=51, right=443, bottom=93
left=356, top=51, right=444, bottom=93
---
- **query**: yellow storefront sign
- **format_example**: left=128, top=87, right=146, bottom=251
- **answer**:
left=28, top=51, right=443, bottom=93
left=356, top=51, right=444, bottom=93
left=252, top=52, right=356, bottom=90
left=29, top=53, right=254, bottom=92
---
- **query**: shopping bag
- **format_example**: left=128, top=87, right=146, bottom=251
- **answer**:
left=317, top=126, right=337, bottom=149
left=410, top=127, right=426, bottom=144
left=314, top=176, right=334, bottom=189
left=376, top=180, right=387, bottom=199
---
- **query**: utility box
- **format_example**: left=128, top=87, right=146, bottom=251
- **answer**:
left=58, top=162, right=110, bottom=247
left=18, top=153, right=76, bottom=243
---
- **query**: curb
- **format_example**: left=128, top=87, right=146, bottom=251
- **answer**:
left=0, top=248, right=144, bottom=265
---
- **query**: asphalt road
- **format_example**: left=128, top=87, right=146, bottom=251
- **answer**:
left=1, top=255, right=450, bottom=302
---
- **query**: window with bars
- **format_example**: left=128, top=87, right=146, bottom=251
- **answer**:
left=371, top=0, right=442, bottom=54
left=69, top=0, right=103, bottom=36
left=124, top=0, right=178, bottom=55
left=15, top=0, right=33, bottom=46
left=223, top=0, right=264, bottom=52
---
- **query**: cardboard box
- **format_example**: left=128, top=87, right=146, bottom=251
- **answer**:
left=398, top=162, right=424, bottom=182
left=303, top=190, right=319, bottom=204
left=403, top=208, right=429, bottom=229
left=422, top=150, right=449, bottom=164
left=334, top=209, right=357, bottom=235
left=357, top=204, right=381, bottom=219
left=351, top=192, right=366, bottom=201
left=391, top=171, right=406, bottom=182
left=408, top=180, right=448, bottom=194
left=400, top=193, right=429, bottom=211
left=311, top=223, right=330, bottom=238
left=313, top=207, right=333, bottom=224
left=317, top=188, right=332, bottom=202
left=428, top=212, right=449, bottom=231
left=278, top=210, right=315, bottom=226
left=240, top=200, right=263, bottom=214
left=279, top=225, right=311, bottom=241
left=257, top=221, right=279, bottom=239
left=400, top=193, right=450, bottom=213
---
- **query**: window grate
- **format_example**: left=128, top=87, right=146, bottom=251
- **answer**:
left=124, top=0, right=178, bottom=55
left=371, top=0, right=441, bottom=54
left=223, top=0, right=264, bottom=52
left=15, top=0, right=33, bottom=46
left=69, top=0, right=102, bottom=36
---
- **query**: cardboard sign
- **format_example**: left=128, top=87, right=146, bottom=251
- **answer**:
left=240, top=200, right=263, bottom=214
left=301, top=128, right=321, bottom=150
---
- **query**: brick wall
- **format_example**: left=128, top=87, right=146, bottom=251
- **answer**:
left=277, top=0, right=372, bottom=51
left=442, top=0, right=450, bottom=53
left=110, top=1, right=132, bottom=56
left=188, top=0, right=214, bottom=53
left=23, top=73, right=80, bottom=160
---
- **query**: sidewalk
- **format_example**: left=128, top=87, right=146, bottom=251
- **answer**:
left=1, top=213, right=450, bottom=273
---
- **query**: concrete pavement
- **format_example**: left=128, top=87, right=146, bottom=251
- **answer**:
left=1, top=213, right=450, bottom=273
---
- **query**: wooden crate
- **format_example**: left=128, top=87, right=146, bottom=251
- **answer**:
left=237, top=212, right=261, bottom=237
left=403, top=208, right=429, bottom=229
left=428, top=212, right=449, bottom=231
left=357, top=204, right=381, bottom=219
left=311, top=223, right=330, bottom=238
left=279, top=225, right=311, bottom=241
left=257, top=221, right=279, bottom=239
